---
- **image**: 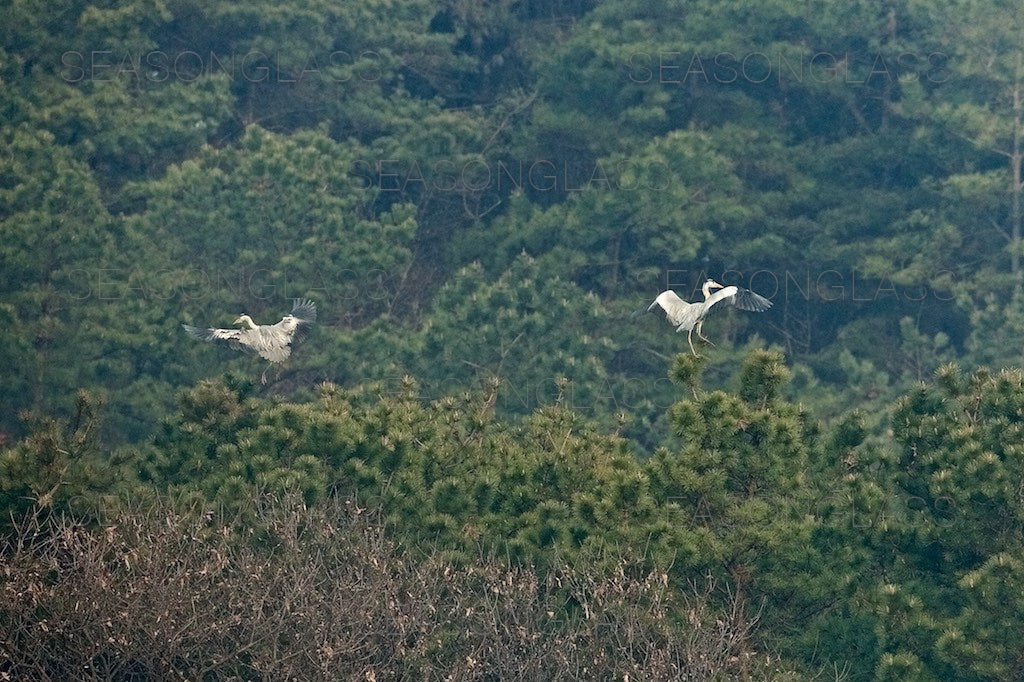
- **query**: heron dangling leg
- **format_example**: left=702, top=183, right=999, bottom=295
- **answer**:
left=695, top=320, right=715, bottom=346
left=259, top=365, right=284, bottom=385
left=687, top=328, right=700, bottom=357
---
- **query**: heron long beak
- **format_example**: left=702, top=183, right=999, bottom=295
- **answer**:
left=630, top=301, right=656, bottom=318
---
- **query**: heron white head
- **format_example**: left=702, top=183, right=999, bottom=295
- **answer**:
left=701, top=279, right=725, bottom=297
left=233, top=314, right=258, bottom=329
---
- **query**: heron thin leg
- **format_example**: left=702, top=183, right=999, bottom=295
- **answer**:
left=687, top=328, right=700, bottom=357
left=696, top=321, right=715, bottom=345
left=261, top=368, right=268, bottom=385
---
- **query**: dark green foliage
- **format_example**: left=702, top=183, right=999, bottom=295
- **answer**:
left=135, top=377, right=660, bottom=570
left=4, top=0, right=1019, bottom=444
left=0, top=391, right=132, bottom=526
left=5, top=0, right=1024, bottom=677
left=828, top=366, right=1024, bottom=679
left=648, top=351, right=840, bottom=659
left=670, top=352, right=705, bottom=390
left=739, top=348, right=792, bottom=405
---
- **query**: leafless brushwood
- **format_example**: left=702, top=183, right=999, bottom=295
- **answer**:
left=1, top=498, right=813, bottom=681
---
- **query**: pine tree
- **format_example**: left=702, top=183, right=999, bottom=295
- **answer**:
left=645, top=349, right=852, bottom=666
left=845, top=364, right=1024, bottom=678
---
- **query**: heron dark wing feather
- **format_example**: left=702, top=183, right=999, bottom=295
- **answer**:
left=183, top=324, right=242, bottom=343
left=290, top=319, right=314, bottom=343
left=731, top=288, right=773, bottom=312
left=289, top=299, right=317, bottom=323
left=183, top=324, right=256, bottom=355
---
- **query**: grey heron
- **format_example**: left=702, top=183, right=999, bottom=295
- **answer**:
left=183, top=299, right=317, bottom=383
left=633, top=279, right=772, bottom=356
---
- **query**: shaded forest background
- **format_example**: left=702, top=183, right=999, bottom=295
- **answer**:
left=3, top=0, right=1024, bottom=679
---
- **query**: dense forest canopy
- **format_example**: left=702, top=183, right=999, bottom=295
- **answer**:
left=3, top=0, right=1024, bottom=679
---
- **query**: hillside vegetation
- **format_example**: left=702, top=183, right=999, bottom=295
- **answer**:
left=3, top=0, right=1024, bottom=678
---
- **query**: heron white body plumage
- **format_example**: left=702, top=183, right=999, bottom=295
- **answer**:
left=183, top=299, right=317, bottom=382
left=636, top=280, right=772, bottom=356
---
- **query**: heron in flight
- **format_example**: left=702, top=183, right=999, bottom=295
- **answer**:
left=183, top=299, right=317, bottom=383
left=634, top=279, right=772, bottom=356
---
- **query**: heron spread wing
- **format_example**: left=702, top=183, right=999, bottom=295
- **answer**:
left=183, top=324, right=256, bottom=358
left=702, top=285, right=773, bottom=316
left=647, top=290, right=702, bottom=328
left=727, top=287, right=773, bottom=312
left=183, top=324, right=243, bottom=344
left=183, top=299, right=317, bottom=364
left=288, top=298, right=317, bottom=323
